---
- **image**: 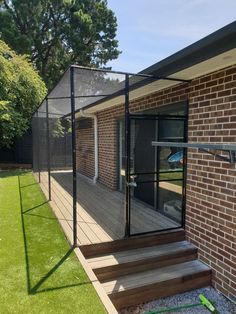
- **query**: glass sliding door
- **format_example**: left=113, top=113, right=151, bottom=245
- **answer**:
left=157, top=117, right=186, bottom=225
left=132, top=117, right=157, bottom=207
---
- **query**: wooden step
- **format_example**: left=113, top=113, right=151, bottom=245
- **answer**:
left=102, top=260, right=211, bottom=309
left=88, top=241, right=197, bottom=282
left=80, top=229, right=185, bottom=258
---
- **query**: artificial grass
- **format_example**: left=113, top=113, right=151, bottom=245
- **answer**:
left=0, top=171, right=106, bottom=314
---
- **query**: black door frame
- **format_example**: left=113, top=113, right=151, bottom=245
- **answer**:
left=126, top=112, right=188, bottom=237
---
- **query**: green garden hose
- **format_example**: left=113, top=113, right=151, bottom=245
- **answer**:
left=145, top=294, right=217, bottom=314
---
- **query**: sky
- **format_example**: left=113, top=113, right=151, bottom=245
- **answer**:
left=107, top=0, right=236, bottom=73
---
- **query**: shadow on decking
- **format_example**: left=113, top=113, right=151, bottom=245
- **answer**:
left=51, top=171, right=125, bottom=240
left=49, top=171, right=179, bottom=244
left=18, top=174, right=90, bottom=295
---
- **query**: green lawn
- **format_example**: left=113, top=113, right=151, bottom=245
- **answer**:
left=159, top=171, right=183, bottom=186
left=0, top=171, right=106, bottom=314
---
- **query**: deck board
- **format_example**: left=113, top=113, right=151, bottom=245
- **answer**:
left=102, top=261, right=210, bottom=294
left=87, top=241, right=194, bottom=269
left=39, top=171, right=179, bottom=245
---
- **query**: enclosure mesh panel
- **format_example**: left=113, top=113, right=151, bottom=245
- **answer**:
left=32, top=66, right=185, bottom=241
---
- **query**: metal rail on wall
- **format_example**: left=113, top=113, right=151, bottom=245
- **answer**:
left=152, top=142, right=236, bottom=164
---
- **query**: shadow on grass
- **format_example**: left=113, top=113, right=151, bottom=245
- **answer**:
left=18, top=174, right=90, bottom=295
left=24, top=212, right=72, bottom=221
left=22, top=201, right=49, bottom=214
left=20, top=182, right=39, bottom=189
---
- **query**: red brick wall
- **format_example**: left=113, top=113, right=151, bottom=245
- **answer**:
left=186, top=66, right=236, bottom=300
left=76, top=118, right=95, bottom=179
left=96, top=84, right=190, bottom=188
left=76, top=65, right=236, bottom=299
left=97, top=109, right=120, bottom=188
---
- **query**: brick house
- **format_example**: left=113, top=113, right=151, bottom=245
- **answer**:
left=33, top=21, right=236, bottom=308
left=75, top=22, right=236, bottom=301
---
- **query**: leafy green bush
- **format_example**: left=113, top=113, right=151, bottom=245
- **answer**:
left=0, top=40, right=47, bottom=148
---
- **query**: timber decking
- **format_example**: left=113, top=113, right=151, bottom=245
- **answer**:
left=80, top=229, right=185, bottom=258
left=36, top=171, right=211, bottom=311
left=86, top=237, right=211, bottom=310
left=39, top=170, right=179, bottom=245
left=87, top=241, right=198, bottom=282
left=103, top=260, right=211, bottom=309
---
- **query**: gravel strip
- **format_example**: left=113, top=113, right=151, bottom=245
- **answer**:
left=120, top=287, right=236, bottom=314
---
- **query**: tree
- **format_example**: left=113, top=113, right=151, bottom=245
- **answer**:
left=52, top=117, right=71, bottom=138
left=0, top=0, right=121, bottom=89
left=0, top=40, right=47, bottom=148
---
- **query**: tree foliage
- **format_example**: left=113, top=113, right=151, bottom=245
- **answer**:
left=0, top=0, right=120, bottom=89
left=0, top=40, right=47, bottom=148
left=52, top=117, right=71, bottom=138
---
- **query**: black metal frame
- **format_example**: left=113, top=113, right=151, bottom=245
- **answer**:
left=182, top=102, right=189, bottom=229
left=45, top=98, right=51, bottom=201
left=70, top=66, right=77, bottom=247
left=127, top=113, right=188, bottom=237
left=124, top=74, right=130, bottom=237
left=32, top=65, right=193, bottom=246
left=36, top=111, right=41, bottom=183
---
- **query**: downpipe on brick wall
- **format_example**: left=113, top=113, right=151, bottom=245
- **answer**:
left=80, top=110, right=98, bottom=184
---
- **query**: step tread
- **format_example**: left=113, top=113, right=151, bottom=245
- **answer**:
left=102, top=260, right=211, bottom=294
left=88, top=241, right=196, bottom=269
left=80, top=229, right=185, bottom=258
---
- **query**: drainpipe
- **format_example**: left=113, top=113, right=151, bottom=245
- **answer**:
left=80, top=110, right=98, bottom=184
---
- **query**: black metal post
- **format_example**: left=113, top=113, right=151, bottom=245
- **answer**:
left=155, top=118, right=161, bottom=211
left=46, top=98, right=51, bottom=201
left=182, top=103, right=189, bottom=229
left=70, top=66, right=77, bottom=247
left=124, top=74, right=130, bottom=237
left=36, top=111, right=41, bottom=183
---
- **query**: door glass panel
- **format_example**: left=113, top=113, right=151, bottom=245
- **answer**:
left=159, top=170, right=183, bottom=181
left=157, top=119, right=185, bottom=227
left=156, top=119, right=185, bottom=231
left=131, top=118, right=157, bottom=207
left=134, top=174, right=156, bottom=207
left=159, top=119, right=184, bottom=140
left=159, top=147, right=184, bottom=171
left=158, top=180, right=183, bottom=224
left=132, top=118, right=157, bottom=174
